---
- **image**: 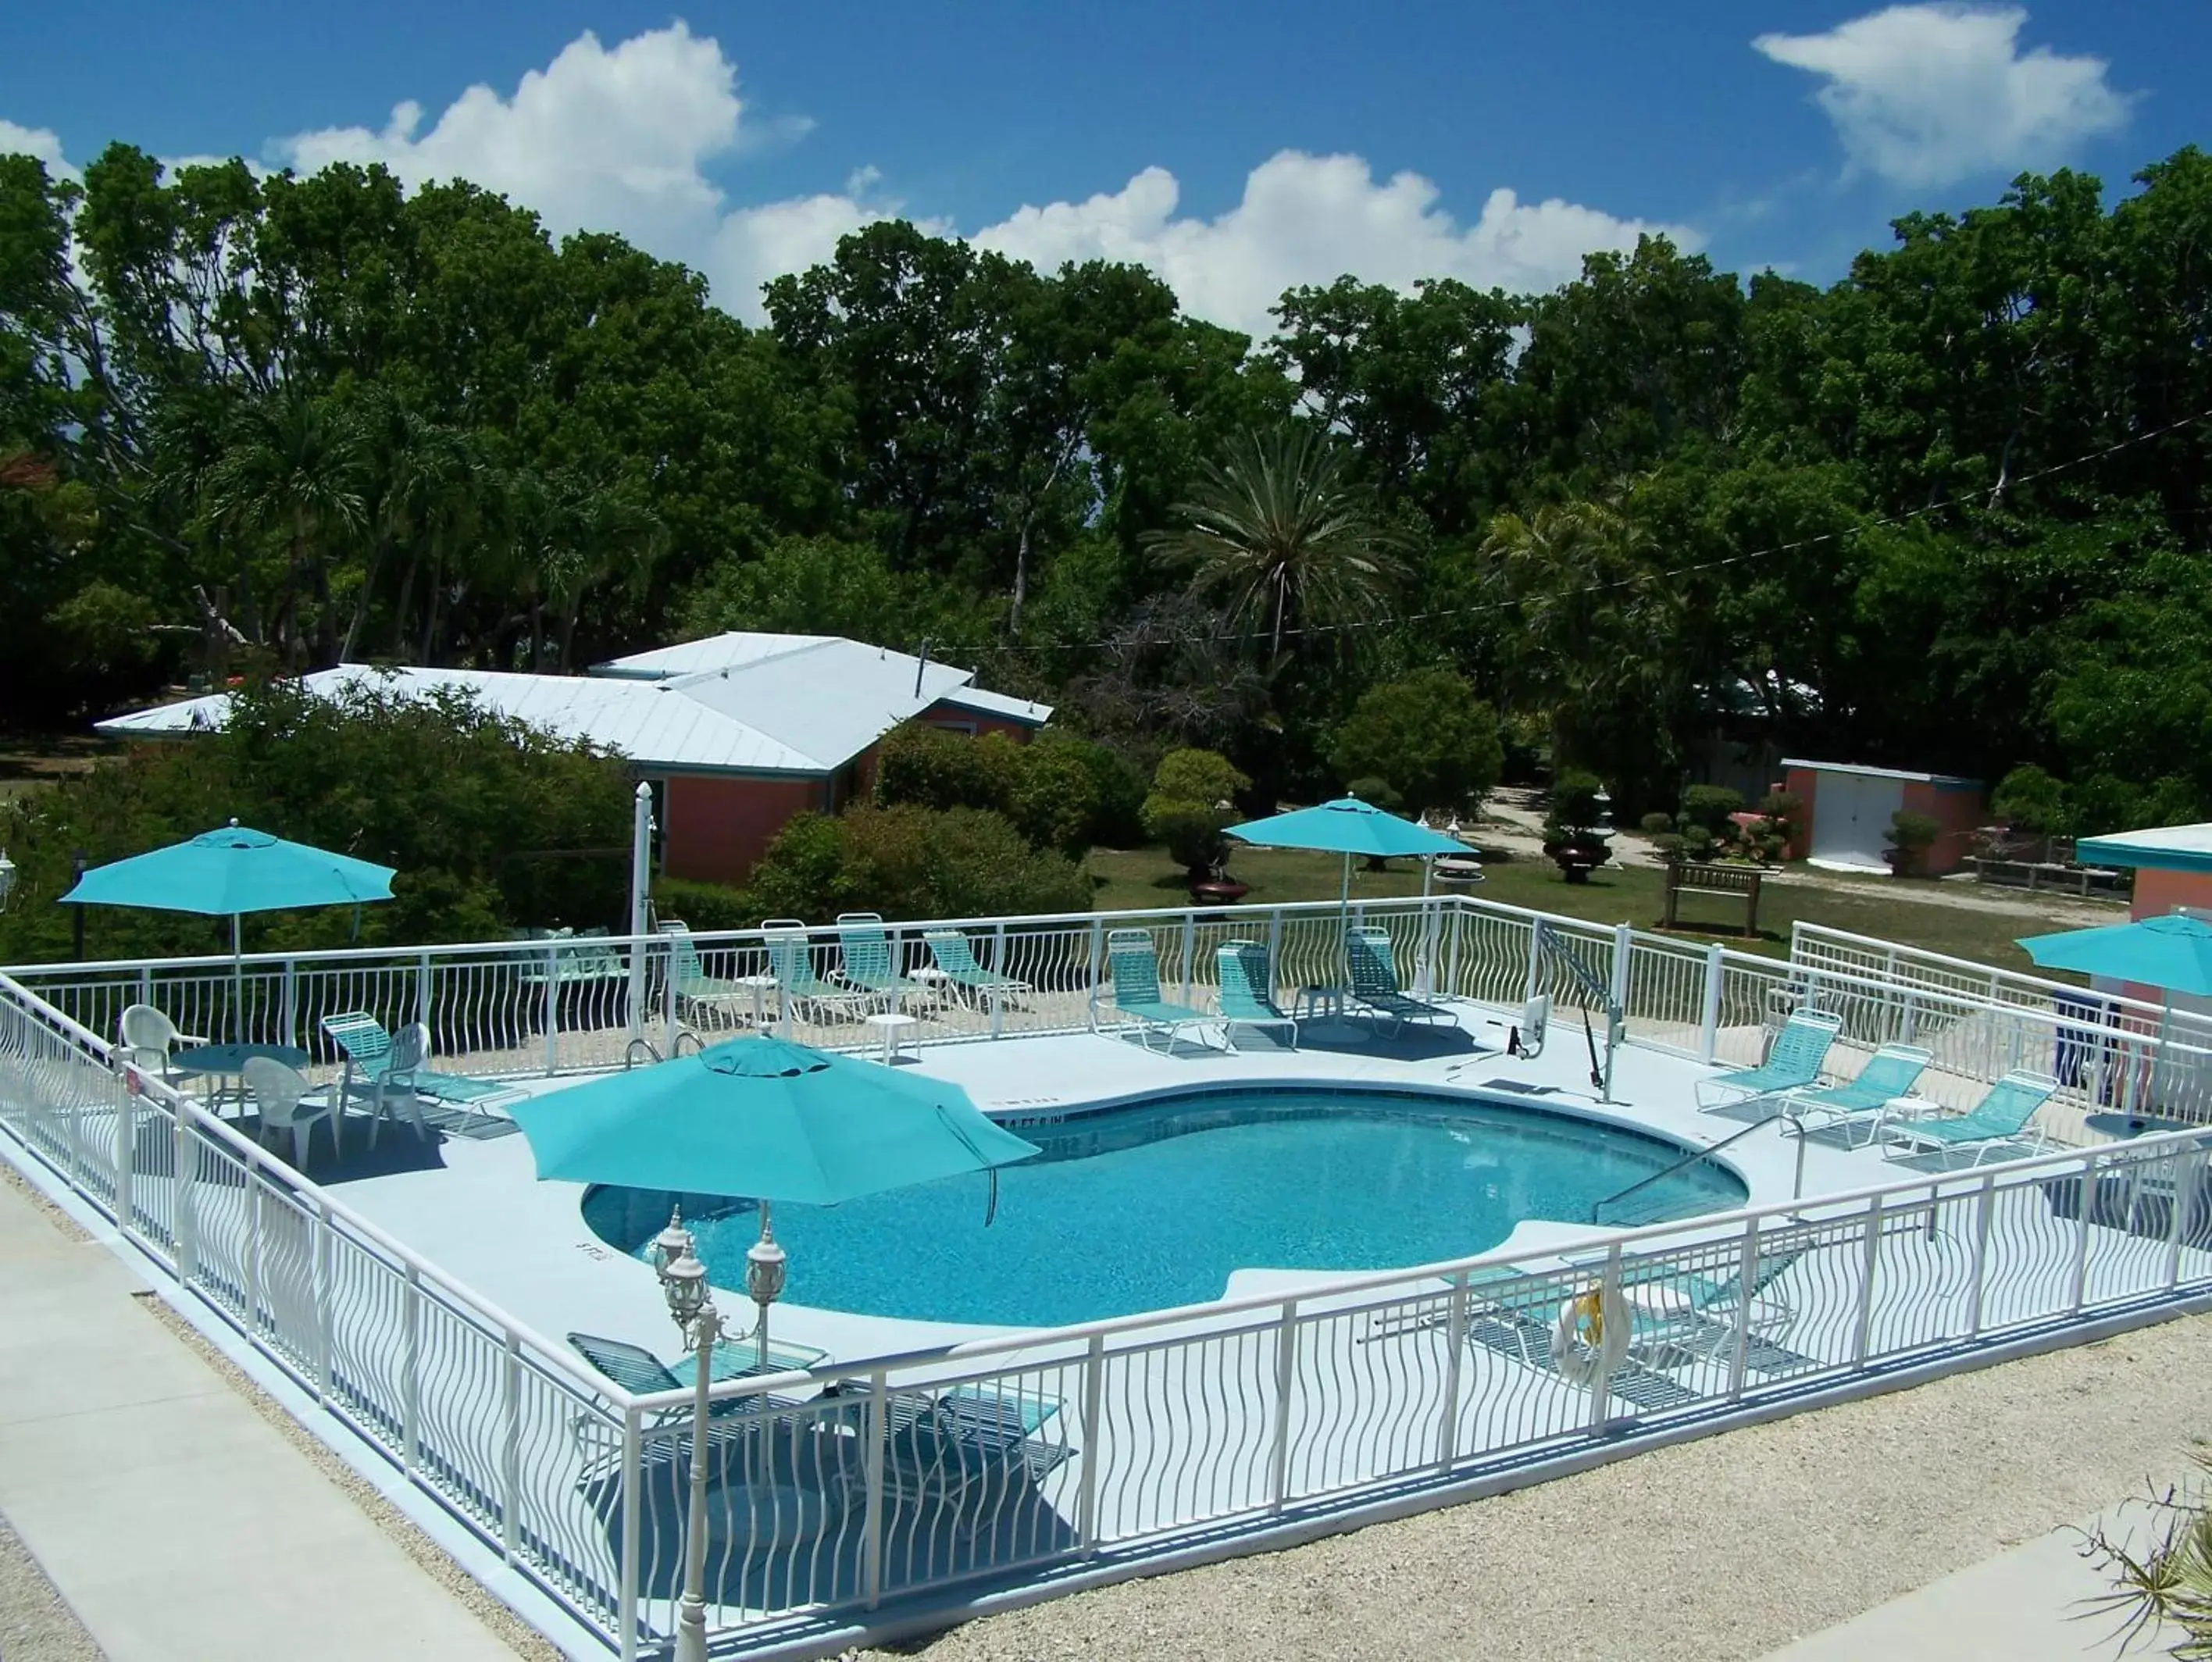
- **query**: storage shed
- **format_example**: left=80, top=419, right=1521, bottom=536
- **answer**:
left=1780, top=760, right=1984, bottom=876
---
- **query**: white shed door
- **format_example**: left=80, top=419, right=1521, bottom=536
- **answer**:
left=1810, top=772, right=1904, bottom=871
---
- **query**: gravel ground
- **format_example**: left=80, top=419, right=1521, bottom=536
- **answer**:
left=0, top=1514, right=103, bottom=1662
left=862, top=1314, right=2212, bottom=1662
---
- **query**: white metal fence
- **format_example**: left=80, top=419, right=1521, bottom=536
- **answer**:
left=5, top=902, right=2212, bottom=1658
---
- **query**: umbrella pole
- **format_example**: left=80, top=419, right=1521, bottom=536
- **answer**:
left=231, top=912, right=243, bottom=1043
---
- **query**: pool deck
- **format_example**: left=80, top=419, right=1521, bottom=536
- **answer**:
left=312, top=1005, right=1918, bottom=1370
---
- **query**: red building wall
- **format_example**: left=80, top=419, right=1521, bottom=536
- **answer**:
left=917, top=700, right=1044, bottom=744
left=1900, top=779, right=1985, bottom=876
left=660, top=775, right=827, bottom=886
left=1779, top=768, right=1818, bottom=861
left=2131, top=867, right=2212, bottom=922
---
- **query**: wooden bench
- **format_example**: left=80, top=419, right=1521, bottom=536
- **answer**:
left=1661, top=861, right=1764, bottom=936
left=1968, top=857, right=2127, bottom=897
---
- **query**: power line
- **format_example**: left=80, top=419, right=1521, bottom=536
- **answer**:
left=1015, top=405, right=2212, bottom=656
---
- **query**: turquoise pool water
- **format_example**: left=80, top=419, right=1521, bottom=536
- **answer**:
left=581, top=1086, right=1746, bottom=1329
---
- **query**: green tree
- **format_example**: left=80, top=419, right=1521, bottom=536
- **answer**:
left=1140, top=747, right=1252, bottom=877
left=1329, top=668, right=1504, bottom=814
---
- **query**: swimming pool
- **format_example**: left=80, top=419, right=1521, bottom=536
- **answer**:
left=582, top=1086, right=1746, bottom=1329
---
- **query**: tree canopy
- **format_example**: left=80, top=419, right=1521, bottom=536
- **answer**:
left=6, top=138, right=2212, bottom=833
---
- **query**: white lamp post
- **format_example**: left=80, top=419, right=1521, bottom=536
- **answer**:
left=744, top=1204, right=787, bottom=1375
left=651, top=1207, right=723, bottom=1662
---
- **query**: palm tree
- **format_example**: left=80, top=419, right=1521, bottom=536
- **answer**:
left=1144, top=426, right=1407, bottom=657
left=1478, top=496, right=1679, bottom=774
left=200, top=388, right=366, bottom=669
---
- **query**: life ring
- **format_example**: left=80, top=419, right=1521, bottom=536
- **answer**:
left=1549, top=1282, right=1631, bottom=1390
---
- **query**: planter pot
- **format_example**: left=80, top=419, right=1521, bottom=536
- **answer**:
left=1190, top=880, right=1250, bottom=905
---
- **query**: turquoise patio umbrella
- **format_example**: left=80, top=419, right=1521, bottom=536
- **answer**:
left=1226, top=797, right=1468, bottom=919
left=60, top=820, right=396, bottom=1038
left=2018, top=913, right=2212, bottom=1115
left=508, top=1036, right=1039, bottom=1364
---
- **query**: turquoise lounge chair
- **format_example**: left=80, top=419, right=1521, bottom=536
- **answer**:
left=765, top=922, right=869, bottom=1023
left=1878, top=1070, right=2061, bottom=1167
left=1779, top=1043, right=1933, bottom=1146
left=836, top=912, right=914, bottom=1008
left=1345, top=927, right=1454, bottom=1037
left=662, top=922, right=762, bottom=1028
left=1695, top=1011, right=1844, bottom=1112
left=1613, top=1242, right=1808, bottom=1362
left=566, top=1331, right=826, bottom=1471
left=1098, top=928, right=1219, bottom=1053
left=384, top=1021, right=523, bottom=1129
left=1216, top=940, right=1297, bottom=1050
left=922, top=929, right=1029, bottom=1008
left=320, top=1010, right=430, bottom=1144
left=834, top=1382, right=1071, bottom=1538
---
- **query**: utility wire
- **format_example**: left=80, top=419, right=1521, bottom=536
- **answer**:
left=1013, top=405, right=2212, bottom=656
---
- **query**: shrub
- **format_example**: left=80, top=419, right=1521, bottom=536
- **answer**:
left=1141, top=748, right=1252, bottom=877
left=741, top=813, right=851, bottom=922
left=875, top=723, right=1110, bottom=859
left=1058, top=734, right=1148, bottom=848
left=1543, top=769, right=1607, bottom=844
left=1327, top=669, right=1504, bottom=815
left=1991, top=764, right=2068, bottom=835
left=1345, top=777, right=1404, bottom=813
left=650, top=876, right=755, bottom=934
left=1002, top=734, right=1104, bottom=860
left=737, top=804, right=1090, bottom=925
left=1885, top=810, right=1943, bottom=875
left=1680, top=824, right=1718, bottom=861
left=1639, top=811, right=1677, bottom=837
left=1679, top=784, right=1744, bottom=835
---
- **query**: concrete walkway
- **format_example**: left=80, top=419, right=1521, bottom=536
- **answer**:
left=1757, top=1494, right=2182, bottom=1661
left=0, top=1175, right=522, bottom=1661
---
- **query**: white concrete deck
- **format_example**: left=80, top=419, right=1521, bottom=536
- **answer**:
left=309, top=1007, right=1905, bottom=1366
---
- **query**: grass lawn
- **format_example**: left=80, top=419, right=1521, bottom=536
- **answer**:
left=1084, top=844, right=2095, bottom=974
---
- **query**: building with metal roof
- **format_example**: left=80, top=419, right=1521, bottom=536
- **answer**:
left=98, top=637, right=1054, bottom=886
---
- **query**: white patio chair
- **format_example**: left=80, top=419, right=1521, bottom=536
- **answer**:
left=116, top=1003, right=205, bottom=1079
left=243, top=1056, right=341, bottom=1168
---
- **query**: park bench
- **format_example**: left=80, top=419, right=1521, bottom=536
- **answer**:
left=1661, top=861, right=1764, bottom=937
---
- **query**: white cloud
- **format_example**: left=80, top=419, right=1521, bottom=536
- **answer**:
left=11, top=26, right=1694, bottom=333
left=1754, top=4, right=2133, bottom=188
left=0, top=119, right=73, bottom=179
left=976, top=153, right=1693, bottom=338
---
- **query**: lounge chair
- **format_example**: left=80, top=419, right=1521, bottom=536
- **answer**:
left=1694, top=1010, right=1844, bottom=1112
left=1779, top=1043, right=1933, bottom=1146
left=566, top=1331, right=826, bottom=1471
left=243, top=1056, right=341, bottom=1168
left=319, top=1011, right=430, bottom=1144
left=382, top=1021, right=523, bottom=1131
left=1614, top=1242, right=1807, bottom=1362
left=922, top=929, right=1029, bottom=1010
left=1344, top=927, right=1454, bottom=1037
left=1878, top=1070, right=2062, bottom=1167
left=765, top=922, right=869, bottom=1024
left=116, top=1003, right=206, bottom=1080
left=662, top=922, right=763, bottom=1029
left=834, top=1383, right=1070, bottom=1536
left=1097, top=928, right=1218, bottom=1053
left=1216, top=940, right=1297, bottom=1050
left=835, top=912, right=914, bottom=1009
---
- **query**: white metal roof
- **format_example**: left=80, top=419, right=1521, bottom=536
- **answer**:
left=933, top=684, right=1054, bottom=725
left=99, top=638, right=1052, bottom=776
left=100, top=665, right=825, bottom=775
left=2078, top=823, right=2212, bottom=873
left=1782, top=758, right=1981, bottom=789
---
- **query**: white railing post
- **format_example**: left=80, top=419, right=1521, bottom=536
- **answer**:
left=618, top=1409, right=642, bottom=1662
left=542, top=943, right=560, bottom=1075
left=172, top=1107, right=198, bottom=1283
left=401, top=1264, right=421, bottom=1475
left=1179, top=911, right=1197, bottom=1010
left=1523, top=920, right=1543, bottom=1004
left=1699, top=943, right=1725, bottom=1063
left=1967, top=1172, right=1995, bottom=1336
left=248, top=1160, right=267, bottom=1341
left=2166, top=1145, right=2197, bottom=1292
left=1851, top=1195, right=1883, bottom=1366
left=281, top=958, right=298, bottom=1048
left=1086, top=917, right=1104, bottom=1027
left=1435, top=1272, right=1468, bottom=1468
left=1078, top=1333, right=1106, bottom=1553
left=1589, top=1243, right=1624, bottom=1432
left=2068, top=1150, right=2098, bottom=1314
left=114, top=1072, right=134, bottom=1241
left=1268, top=1299, right=1299, bottom=1511
left=1265, top=909, right=1284, bottom=990
left=501, top=1332, right=522, bottom=1562
left=862, top=1370, right=888, bottom=1607
left=1726, top=1219, right=1757, bottom=1400
left=313, top=1197, right=333, bottom=1404
left=1444, top=899, right=1464, bottom=1002
left=416, top=951, right=433, bottom=1028
left=991, top=923, right=1009, bottom=1040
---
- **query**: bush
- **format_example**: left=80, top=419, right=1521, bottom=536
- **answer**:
left=1679, top=784, right=1744, bottom=835
left=737, top=804, right=1090, bottom=925
left=1885, top=810, right=1943, bottom=875
left=1327, top=669, right=1504, bottom=815
left=1543, top=769, right=1607, bottom=843
left=1639, top=811, right=1676, bottom=837
left=874, top=723, right=1108, bottom=859
left=1141, top=748, right=1252, bottom=877
left=1991, top=764, right=2068, bottom=835
left=1002, top=733, right=1104, bottom=859
left=1680, top=824, right=1718, bottom=861
left=1058, top=734, right=1148, bottom=848
left=1345, top=777, right=1404, bottom=814
left=650, top=876, right=756, bottom=933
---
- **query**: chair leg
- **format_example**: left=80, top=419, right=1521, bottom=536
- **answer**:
left=293, top=1122, right=310, bottom=1168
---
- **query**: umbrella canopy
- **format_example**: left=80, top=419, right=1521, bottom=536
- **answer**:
left=508, top=1035, right=1039, bottom=1205
left=1226, top=797, right=1467, bottom=860
left=59, top=822, right=396, bottom=917
left=2017, top=914, right=2212, bottom=997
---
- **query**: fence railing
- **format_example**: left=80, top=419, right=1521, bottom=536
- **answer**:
left=8, top=904, right=2212, bottom=1657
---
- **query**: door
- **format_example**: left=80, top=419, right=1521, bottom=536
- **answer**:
left=1810, top=772, right=1904, bottom=872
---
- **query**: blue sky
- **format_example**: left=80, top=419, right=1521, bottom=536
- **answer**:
left=2, top=3, right=2200, bottom=333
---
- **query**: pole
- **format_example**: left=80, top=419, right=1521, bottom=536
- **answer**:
left=673, top=1300, right=722, bottom=1662
left=230, top=912, right=243, bottom=1043
left=626, top=783, right=654, bottom=1040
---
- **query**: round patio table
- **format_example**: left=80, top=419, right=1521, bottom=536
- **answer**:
left=169, top=1043, right=312, bottom=1113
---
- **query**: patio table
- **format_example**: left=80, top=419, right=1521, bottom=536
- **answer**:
left=169, top=1042, right=312, bottom=1114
